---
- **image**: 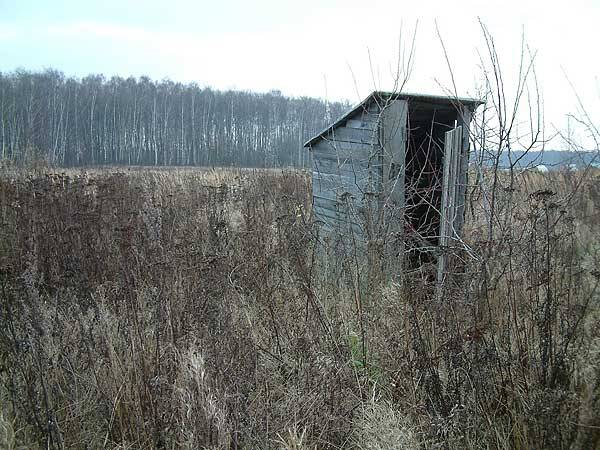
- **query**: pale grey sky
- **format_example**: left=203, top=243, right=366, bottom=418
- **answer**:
left=1, top=0, right=599, bottom=148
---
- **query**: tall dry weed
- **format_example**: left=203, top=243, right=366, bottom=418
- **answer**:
left=0, top=166, right=598, bottom=449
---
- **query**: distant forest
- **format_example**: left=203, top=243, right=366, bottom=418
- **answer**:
left=0, top=70, right=350, bottom=167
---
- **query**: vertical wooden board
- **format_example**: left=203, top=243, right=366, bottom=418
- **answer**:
left=455, top=107, right=472, bottom=233
left=380, top=100, right=407, bottom=205
left=380, top=99, right=407, bottom=276
left=437, top=126, right=463, bottom=286
left=439, top=131, right=451, bottom=248
left=445, top=126, right=463, bottom=240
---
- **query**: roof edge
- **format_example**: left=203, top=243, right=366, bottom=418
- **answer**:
left=303, top=91, right=483, bottom=148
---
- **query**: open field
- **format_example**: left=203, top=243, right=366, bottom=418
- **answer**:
left=0, top=166, right=599, bottom=449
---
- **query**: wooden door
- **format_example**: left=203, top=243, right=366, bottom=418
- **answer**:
left=437, top=125, right=464, bottom=285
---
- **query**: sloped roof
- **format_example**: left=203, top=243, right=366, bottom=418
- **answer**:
left=304, top=91, right=483, bottom=147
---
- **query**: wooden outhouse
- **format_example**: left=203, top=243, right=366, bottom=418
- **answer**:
left=304, top=91, right=482, bottom=276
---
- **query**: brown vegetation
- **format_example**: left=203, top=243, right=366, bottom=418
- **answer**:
left=0, top=166, right=599, bottom=449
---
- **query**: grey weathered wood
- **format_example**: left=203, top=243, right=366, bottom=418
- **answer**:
left=315, top=204, right=356, bottom=222
left=326, top=127, right=379, bottom=145
left=454, top=107, right=472, bottom=234
left=311, top=188, right=337, bottom=202
left=311, top=139, right=377, bottom=161
left=313, top=165, right=375, bottom=181
left=313, top=195, right=339, bottom=211
left=380, top=99, right=408, bottom=275
left=313, top=188, right=363, bottom=209
left=346, top=118, right=378, bottom=130
left=312, top=172, right=366, bottom=193
left=314, top=156, right=381, bottom=175
left=307, top=91, right=481, bottom=271
left=312, top=132, right=384, bottom=212
left=313, top=185, right=361, bottom=201
left=437, top=126, right=463, bottom=287
left=312, top=139, right=375, bottom=153
left=380, top=100, right=407, bottom=203
left=312, top=153, right=368, bottom=165
left=313, top=171, right=374, bottom=186
left=314, top=208, right=363, bottom=234
left=367, top=102, right=382, bottom=114
left=304, top=91, right=481, bottom=148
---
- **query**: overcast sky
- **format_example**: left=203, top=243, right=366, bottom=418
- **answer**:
left=1, top=0, right=599, bottom=148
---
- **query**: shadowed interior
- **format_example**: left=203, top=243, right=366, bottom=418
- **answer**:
left=404, top=100, right=458, bottom=265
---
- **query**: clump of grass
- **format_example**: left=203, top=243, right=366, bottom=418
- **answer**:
left=352, top=400, right=420, bottom=450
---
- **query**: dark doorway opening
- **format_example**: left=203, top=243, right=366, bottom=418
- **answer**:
left=404, top=102, right=457, bottom=267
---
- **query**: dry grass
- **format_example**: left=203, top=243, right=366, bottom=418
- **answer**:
left=0, top=166, right=598, bottom=449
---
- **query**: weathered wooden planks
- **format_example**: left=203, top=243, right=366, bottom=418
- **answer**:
left=306, top=91, right=480, bottom=259
left=311, top=139, right=378, bottom=162
left=380, top=100, right=408, bottom=276
left=313, top=194, right=339, bottom=211
left=345, top=118, right=378, bottom=131
left=314, top=156, right=381, bottom=175
left=312, top=169, right=381, bottom=198
left=454, top=107, right=471, bottom=234
left=314, top=214, right=362, bottom=232
left=309, top=105, right=387, bottom=241
left=325, top=126, right=379, bottom=145
left=381, top=100, right=407, bottom=203
left=437, top=125, right=463, bottom=286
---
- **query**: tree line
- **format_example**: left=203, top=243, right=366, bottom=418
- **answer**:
left=0, top=69, right=349, bottom=167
